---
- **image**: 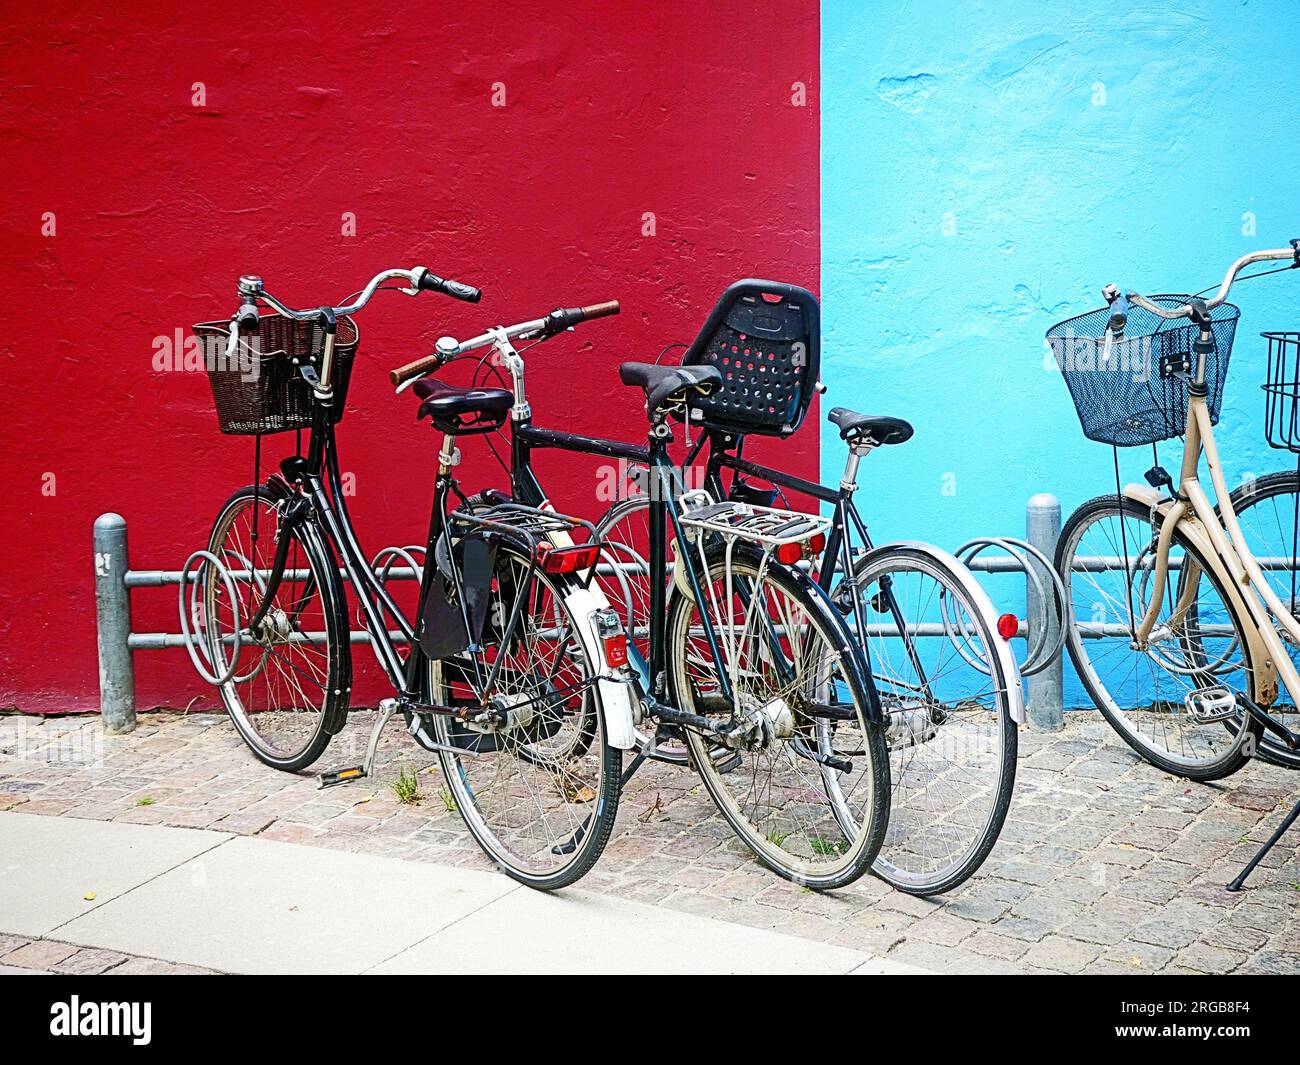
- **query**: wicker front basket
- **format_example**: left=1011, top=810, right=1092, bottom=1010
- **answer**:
left=192, top=314, right=359, bottom=435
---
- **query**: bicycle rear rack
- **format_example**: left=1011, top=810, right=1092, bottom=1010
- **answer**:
left=677, top=492, right=832, bottom=549
left=450, top=500, right=598, bottom=546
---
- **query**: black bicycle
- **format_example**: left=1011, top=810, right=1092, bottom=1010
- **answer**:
left=391, top=297, right=894, bottom=890
left=188, top=267, right=638, bottom=889
left=585, top=281, right=1025, bottom=895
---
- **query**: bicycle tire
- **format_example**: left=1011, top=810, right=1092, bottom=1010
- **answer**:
left=1056, top=493, right=1261, bottom=781
left=666, top=543, right=891, bottom=891
left=427, top=538, right=622, bottom=891
left=203, top=484, right=351, bottom=772
left=837, top=544, right=1019, bottom=896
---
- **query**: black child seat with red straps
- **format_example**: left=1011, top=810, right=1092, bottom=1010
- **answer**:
left=679, top=279, right=821, bottom=438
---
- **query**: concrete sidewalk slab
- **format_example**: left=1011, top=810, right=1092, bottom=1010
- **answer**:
left=0, top=811, right=229, bottom=938
left=2, top=812, right=928, bottom=975
left=370, top=883, right=889, bottom=975
left=57, top=833, right=518, bottom=975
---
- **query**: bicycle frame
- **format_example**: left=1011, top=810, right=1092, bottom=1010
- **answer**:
left=491, top=335, right=877, bottom=734
left=509, top=416, right=742, bottom=713
left=1122, top=351, right=1300, bottom=743
left=245, top=383, right=512, bottom=712
left=687, top=431, right=1024, bottom=724
left=694, top=436, right=886, bottom=687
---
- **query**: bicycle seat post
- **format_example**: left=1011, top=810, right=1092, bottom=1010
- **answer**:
left=839, top=439, right=874, bottom=494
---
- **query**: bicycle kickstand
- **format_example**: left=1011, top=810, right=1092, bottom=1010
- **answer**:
left=316, top=699, right=396, bottom=788
left=1227, top=796, right=1300, bottom=892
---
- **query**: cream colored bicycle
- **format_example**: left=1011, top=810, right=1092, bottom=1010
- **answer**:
left=1050, top=246, right=1300, bottom=771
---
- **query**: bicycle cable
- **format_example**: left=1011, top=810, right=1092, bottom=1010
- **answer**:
left=1191, top=261, right=1297, bottom=299
left=468, top=349, right=515, bottom=483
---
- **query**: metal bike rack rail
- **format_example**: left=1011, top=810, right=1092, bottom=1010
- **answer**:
left=92, top=495, right=1077, bottom=734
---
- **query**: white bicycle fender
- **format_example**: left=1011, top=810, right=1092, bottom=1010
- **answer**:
left=562, top=584, right=638, bottom=750
left=879, top=540, right=1028, bottom=725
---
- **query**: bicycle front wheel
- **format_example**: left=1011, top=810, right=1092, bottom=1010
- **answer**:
left=838, top=545, right=1019, bottom=896
left=202, top=485, right=350, bottom=772
left=428, top=541, right=621, bottom=890
left=1057, top=494, right=1261, bottom=780
left=667, top=546, right=890, bottom=891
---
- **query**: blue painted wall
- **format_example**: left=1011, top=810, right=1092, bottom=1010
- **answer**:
left=821, top=0, right=1300, bottom=705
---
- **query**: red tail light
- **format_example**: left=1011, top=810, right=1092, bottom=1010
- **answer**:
left=536, top=543, right=601, bottom=574
left=602, top=631, right=629, bottom=668
left=774, top=533, right=826, bottom=565
left=593, top=608, right=629, bottom=669
left=997, top=613, right=1019, bottom=640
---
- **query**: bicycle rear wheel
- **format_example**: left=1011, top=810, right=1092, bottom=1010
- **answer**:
left=1225, top=471, right=1300, bottom=768
left=667, top=546, right=890, bottom=891
left=1056, top=494, right=1261, bottom=780
left=201, top=485, right=350, bottom=772
left=838, top=545, right=1018, bottom=896
left=427, top=540, right=621, bottom=890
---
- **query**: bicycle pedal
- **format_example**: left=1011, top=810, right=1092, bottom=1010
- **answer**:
left=316, top=766, right=367, bottom=788
left=1184, top=686, right=1238, bottom=724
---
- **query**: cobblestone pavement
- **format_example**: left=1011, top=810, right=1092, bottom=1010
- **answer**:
left=2, top=709, right=1299, bottom=975
left=0, top=934, right=219, bottom=975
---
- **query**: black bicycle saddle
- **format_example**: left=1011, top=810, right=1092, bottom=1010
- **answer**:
left=827, top=408, right=913, bottom=446
left=414, top=378, right=512, bottom=434
left=619, top=362, right=722, bottom=420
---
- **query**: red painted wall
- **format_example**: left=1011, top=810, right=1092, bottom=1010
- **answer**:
left=0, top=0, right=819, bottom=712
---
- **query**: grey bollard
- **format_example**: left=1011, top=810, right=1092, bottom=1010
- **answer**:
left=94, top=513, right=137, bottom=734
left=1026, top=493, right=1064, bottom=731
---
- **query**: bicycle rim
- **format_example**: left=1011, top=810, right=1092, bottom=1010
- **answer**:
left=1058, top=495, right=1257, bottom=778
left=203, top=486, right=347, bottom=771
left=670, top=548, right=889, bottom=889
left=844, top=547, right=1018, bottom=895
left=430, top=545, right=620, bottom=889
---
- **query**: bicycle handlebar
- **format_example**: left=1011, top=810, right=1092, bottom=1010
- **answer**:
left=234, top=266, right=481, bottom=326
left=388, top=300, right=620, bottom=389
left=1104, top=243, right=1299, bottom=331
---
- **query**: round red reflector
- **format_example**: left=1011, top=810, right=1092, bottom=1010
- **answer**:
left=997, top=614, right=1019, bottom=640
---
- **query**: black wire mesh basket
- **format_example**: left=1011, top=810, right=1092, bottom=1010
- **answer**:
left=191, top=313, right=359, bottom=435
left=1046, top=296, right=1239, bottom=447
left=1263, top=332, right=1300, bottom=453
